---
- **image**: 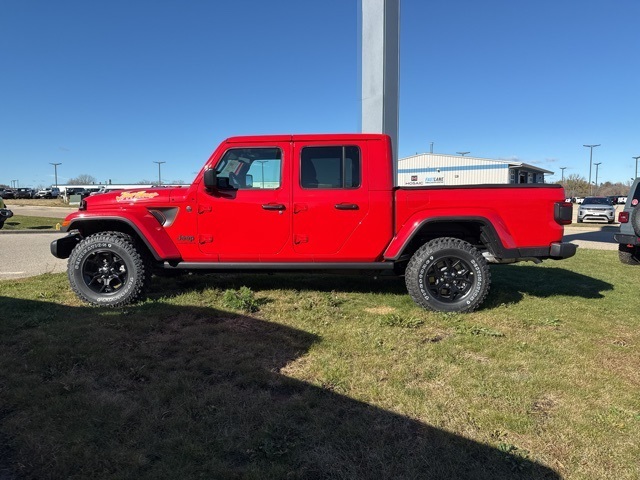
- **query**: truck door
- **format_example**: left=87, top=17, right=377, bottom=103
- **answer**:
left=197, top=143, right=291, bottom=260
left=292, top=142, right=369, bottom=256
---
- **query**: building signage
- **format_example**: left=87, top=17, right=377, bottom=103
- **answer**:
left=424, top=176, right=444, bottom=184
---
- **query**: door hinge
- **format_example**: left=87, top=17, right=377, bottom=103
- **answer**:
left=294, top=203, right=308, bottom=214
left=294, top=234, right=308, bottom=245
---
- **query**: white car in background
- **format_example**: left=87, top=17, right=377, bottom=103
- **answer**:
left=577, top=196, right=616, bottom=224
left=34, top=187, right=61, bottom=199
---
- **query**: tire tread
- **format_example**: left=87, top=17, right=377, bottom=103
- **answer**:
left=67, top=231, right=151, bottom=307
left=405, top=237, right=491, bottom=313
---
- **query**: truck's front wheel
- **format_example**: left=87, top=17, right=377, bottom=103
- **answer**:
left=405, top=237, right=491, bottom=313
left=68, top=232, right=151, bottom=307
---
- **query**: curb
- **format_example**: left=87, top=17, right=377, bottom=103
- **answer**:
left=0, top=230, right=64, bottom=235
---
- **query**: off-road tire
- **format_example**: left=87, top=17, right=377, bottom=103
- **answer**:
left=618, top=244, right=640, bottom=266
left=631, top=205, right=640, bottom=237
left=68, top=231, right=152, bottom=307
left=405, top=237, right=491, bottom=313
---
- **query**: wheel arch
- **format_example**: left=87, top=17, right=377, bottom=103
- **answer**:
left=66, top=217, right=178, bottom=261
left=385, top=217, right=512, bottom=262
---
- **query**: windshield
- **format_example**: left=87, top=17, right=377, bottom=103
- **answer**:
left=583, top=197, right=611, bottom=205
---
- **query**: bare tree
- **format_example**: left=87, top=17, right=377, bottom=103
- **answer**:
left=67, top=174, right=97, bottom=185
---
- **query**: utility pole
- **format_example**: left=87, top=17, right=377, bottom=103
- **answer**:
left=583, top=144, right=600, bottom=195
left=153, top=161, right=166, bottom=185
left=593, top=162, right=602, bottom=195
left=49, top=163, right=62, bottom=188
left=255, top=160, right=268, bottom=188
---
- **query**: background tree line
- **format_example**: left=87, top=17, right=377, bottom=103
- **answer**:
left=559, top=174, right=633, bottom=198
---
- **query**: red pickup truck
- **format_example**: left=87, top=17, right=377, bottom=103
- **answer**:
left=51, top=134, right=575, bottom=312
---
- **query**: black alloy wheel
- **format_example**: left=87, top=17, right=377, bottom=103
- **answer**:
left=405, top=237, right=491, bottom=313
left=68, top=232, right=151, bottom=307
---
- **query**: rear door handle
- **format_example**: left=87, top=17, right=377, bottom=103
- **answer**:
left=334, top=203, right=359, bottom=210
left=262, top=203, right=286, bottom=211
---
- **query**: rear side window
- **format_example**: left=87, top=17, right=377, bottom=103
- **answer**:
left=300, top=146, right=360, bottom=189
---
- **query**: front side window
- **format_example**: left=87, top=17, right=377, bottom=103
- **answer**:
left=300, top=146, right=360, bottom=189
left=216, top=148, right=282, bottom=189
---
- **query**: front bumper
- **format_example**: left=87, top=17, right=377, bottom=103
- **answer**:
left=614, top=233, right=640, bottom=246
left=578, top=210, right=615, bottom=222
left=50, top=232, right=82, bottom=259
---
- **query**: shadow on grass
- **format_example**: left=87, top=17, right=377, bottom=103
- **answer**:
left=487, top=265, right=613, bottom=307
left=0, top=297, right=559, bottom=479
left=154, top=263, right=613, bottom=311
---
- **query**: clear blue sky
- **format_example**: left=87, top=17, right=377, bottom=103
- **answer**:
left=1, top=0, right=638, bottom=187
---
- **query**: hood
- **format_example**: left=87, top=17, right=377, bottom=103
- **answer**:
left=84, top=187, right=188, bottom=209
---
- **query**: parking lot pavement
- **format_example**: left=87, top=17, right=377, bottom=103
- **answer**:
left=563, top=226, right=617, bottom=251
left=0, top=232, right=67, bottom=279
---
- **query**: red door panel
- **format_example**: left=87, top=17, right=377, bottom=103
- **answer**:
left=197, top=143, right=291, bottom=261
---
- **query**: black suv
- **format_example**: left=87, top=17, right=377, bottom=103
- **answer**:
left=614, top=178, right=640, bottom=264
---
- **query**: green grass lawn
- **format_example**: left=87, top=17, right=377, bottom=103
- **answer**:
left=0, top=249, right=638, bottom=479
left=1, top=215, right=64, bottom=231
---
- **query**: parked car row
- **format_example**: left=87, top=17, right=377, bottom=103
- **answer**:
left=0, top=186, right=113, bottom=201
left=0, top=187, right=64, bottom=199
left=566, top=196, right=627, bottom=205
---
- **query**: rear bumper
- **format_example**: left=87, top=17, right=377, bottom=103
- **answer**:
left=50, top=233, right=82, bottom=259
left=510, top=242, right=577, bottom=260
left=549, top=242, right=577, bottom=259
left=614, top=233, right=640, bottom=246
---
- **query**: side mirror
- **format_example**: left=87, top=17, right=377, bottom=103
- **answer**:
left=204, top=168, right=237, bottom=191
left=204, top=168, right=218, bottom=191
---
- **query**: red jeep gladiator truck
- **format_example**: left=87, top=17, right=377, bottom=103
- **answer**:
left=51, top=134, right=576, bottom=312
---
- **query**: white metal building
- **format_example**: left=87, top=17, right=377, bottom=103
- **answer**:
left=398, top=153, right=553, bottom=187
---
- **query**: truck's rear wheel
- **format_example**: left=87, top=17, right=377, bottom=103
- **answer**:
left=405, top=237, right=491, bottom=313
left=68, top=232, right=151, bottom=307
left=618, top=244, right=640, bottom=265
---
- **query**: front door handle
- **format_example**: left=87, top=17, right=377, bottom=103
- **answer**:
left=334, top=203, right=359, bottom=210
left=262, top=203, right=286, bottom=211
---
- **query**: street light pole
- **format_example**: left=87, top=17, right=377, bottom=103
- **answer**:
left=255, top=160, right=268, bottom=188
left=583, top=144, right=600, bottom=195
left=560, top=167, right=567, bottom=183
left=633, top=156, right=640, bottom=179
left=49, top=163, right=62, bottom=188
left=153, top=161, right=166, bottom=185
left=456, top=151, right=470, bottom=156
left=593, top=162, right=602, bottom=195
